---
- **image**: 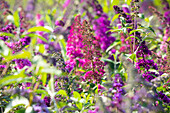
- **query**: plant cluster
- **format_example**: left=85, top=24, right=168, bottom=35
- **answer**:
left=0, top=0, right=169, bottom=113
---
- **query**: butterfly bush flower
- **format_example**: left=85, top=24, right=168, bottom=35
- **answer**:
left=5, top=36, right=31, bottom=53
left=110, top=74, right=124, bottom=112
left=158, top=91, right=170, bottom=104
left=113, top=5, right=133, bottom=54
left=0, top=23, right=17, bottom=41
left=15, top=59, right=31, bottom=69
left=26, top=0, right=36, bottom=19
left=135, top=34, right=162, bottom=82
left=113, top=5, right=162, bottom=82
left=93, top=14, right=115, bottom=51
left=66, top=15, right=104, bottom=82
left=0, top=65, right=6, bottom=73
left=82, top=0, right=115, bottom=54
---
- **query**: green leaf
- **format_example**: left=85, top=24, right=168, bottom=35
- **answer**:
left=57, top=90, right=68, bottom=97
left=38, top=44, right=45, bottom=54
left=143, top=37, right=154, bottom=41
left=153, top=0, right=161, bottom=6
left=149, top=45, right=157, bottom=50
left=13, top=11, right=20, bottom=27
left=101, top=58, right=115, bottom=64
left=42, top=73, right=47, bottom=86
left=112, top=0, right=119, bottom=5
left=0, top=32, right=15, bottom=38
left=21, top=34, right=48, bottom=43
left=106, top=40, right=121, bottom=52
left=95, top=86, right=98, bottom=94
left=129, top=29, right=143, bottom=35
left=112, top=14, right=120, bottom=22
left=129, top=53, right=136, bottom=62
left=147, top=26, right=155, bottom=34
left=46, top=14, right=52, bottom=27
left=35, top=89, right=49, bottom=96
left=125, top=36, right=140, bottom=41
left=57, top=102, right=67, bottom=109
left=4, top=50, right=31, bottom=62
left=73, top=91, right=81, bottom=101
left=15, top=108, right=26, bottom=113
left=0, top=70, right=26, bottom=88
left=28, top=26, right=51, bottom=33
left=108, top=29, right=122, bottom=33
left=59, top=38, right=67, bottom=61
left=76, top=103, right=82, bottom=110
left=4, top=96, right=29, bottom=113
left=127, top=0, right=132, bottom=5
left=86, top=94, right=91, bottom=103
left=27, top=34, right=48, bottom=43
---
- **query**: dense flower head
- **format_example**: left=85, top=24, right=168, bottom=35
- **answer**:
left=15, top=59, right=32, bottom=69
left=0, top=24, right=16, bottom=41
left=1, top=1, right=170, bottom=112
left=66, top=15, right=83, bottom=59
left=109, top=74, right=124, bottom=112
left=66, top=15, right=105, bottom=82
left=136, top=59, right=158, bottom=70
left=93, top=14, right=115, bottom=51
left=5, top=36, right=31, bottom=53
left=158, top=91, right=170, bottom=104
left=83, top=0, right=115, bottom=52
left=142, top=71, right=159, bottom=82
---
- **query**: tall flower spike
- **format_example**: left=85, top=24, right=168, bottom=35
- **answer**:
left=66, top=15, right=105, bottom=82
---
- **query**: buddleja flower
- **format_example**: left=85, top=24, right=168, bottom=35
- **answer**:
left=15, top=59, right=31, bottom=69
left=113, top=4, right=162, bottom=82
left=83, top=0, right=115, bottom=51
left=158, top=91, right=170, bottom=104
left=93, top=14, right=115, bottom=51
left=66, top=15, right=105, bottom=82
left=25, top=0, right=36, bottom=19
left=0, top=24, right=16, bottom=41
left=110, top=73, right=124, bottom=112
left=0, top=65, right=6, bottom=73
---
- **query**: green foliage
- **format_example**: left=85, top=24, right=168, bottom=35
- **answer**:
left=59, top=38, right=67, bottom=61
left=28, top=26, right=51, bottom=33
left=4, top=96, right=29, bottom=113
left=13, top=11, right=20, bottom=28
left=0, top=70, right=27, bottom=88
left=0, top=40, right=10, bottom=56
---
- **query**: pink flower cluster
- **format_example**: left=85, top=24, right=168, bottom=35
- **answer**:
left=66, top=15, right=105, bottom=82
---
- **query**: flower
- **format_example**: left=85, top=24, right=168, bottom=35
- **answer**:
left=15, top=59, right=32, bottom=69
left=66, top=15, right=105, bottom=82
